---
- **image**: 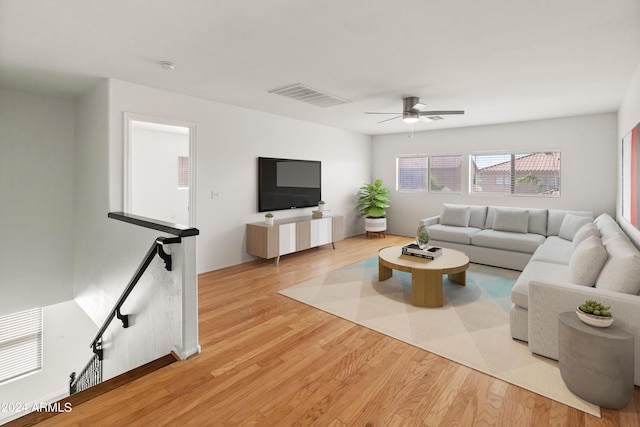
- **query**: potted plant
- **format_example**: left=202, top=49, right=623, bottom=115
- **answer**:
left=576, top=299, right=614, bottom=327
left=318, top=200, right=326, bottom=211
left=358, top=179, right=391, bottom=236
left=264, top=212, right=274, bottom=226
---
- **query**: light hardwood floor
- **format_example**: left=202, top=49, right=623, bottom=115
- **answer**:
left=34, top=235, right=640, bottom=426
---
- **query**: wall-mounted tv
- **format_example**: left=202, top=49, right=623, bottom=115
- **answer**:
left=258, top=157, right=321, bottom=212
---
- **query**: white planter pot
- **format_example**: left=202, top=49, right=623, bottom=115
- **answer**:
left=318, top=204, right=325, bottom=211
left=265, top=217, right=274, bottom=226
left=365, top=217, right=387, bottom=232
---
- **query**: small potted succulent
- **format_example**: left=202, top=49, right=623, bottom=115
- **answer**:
left=576, top=299, right=613, bottom=327
left=318, top=200, right=326, bottom=211
left=264, top=212, right=274, bottom=226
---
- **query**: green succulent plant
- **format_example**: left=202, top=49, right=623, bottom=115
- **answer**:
left=579, top=299, right=612, bottom=317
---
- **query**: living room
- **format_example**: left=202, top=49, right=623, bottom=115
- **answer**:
left=1, top=1, right=640, bottom=425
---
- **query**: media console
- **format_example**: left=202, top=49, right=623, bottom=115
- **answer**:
left=246, top=215, right=344, bottom=264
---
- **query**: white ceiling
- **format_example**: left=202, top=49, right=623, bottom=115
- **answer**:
left=1, top=0, right=639, bottom=135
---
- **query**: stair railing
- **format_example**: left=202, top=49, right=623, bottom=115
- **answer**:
left=89, top=236, right=181, bottom=360
left=69, top=353, right=102, bottom=394
left=69, top=235, right=180, bottom=394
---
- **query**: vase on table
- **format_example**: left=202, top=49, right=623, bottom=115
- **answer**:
left=416, top=224, right=430, bottom=249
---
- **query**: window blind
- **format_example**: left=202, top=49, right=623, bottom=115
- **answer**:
left=0, top=308, right=43, bottom=384
left=177, top=156, right=189, bottom=188
left=470, top=152, right=561, bottom=196
left=397, top=155, right=462, bottom=192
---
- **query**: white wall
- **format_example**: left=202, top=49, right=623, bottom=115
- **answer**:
left=73, top=81, right=185, bottom=381
left=0, top=88, right=75, bottom=316
left=106, top=79, right=372, bottom=273
left=372, top=113, right=618, bottom=237
left=617, top=63, right=640, bottom=245
left=130, top=126, right=190, bottom=225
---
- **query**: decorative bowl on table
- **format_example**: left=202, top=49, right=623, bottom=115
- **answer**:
left=576, top=307, right=614, bottom=328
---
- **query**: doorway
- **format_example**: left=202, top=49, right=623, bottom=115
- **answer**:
left=124, top=114, right=196, bottom=226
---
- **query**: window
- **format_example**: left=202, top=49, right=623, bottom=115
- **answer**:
left=0, top=308, right=43, bottom=384
left=470, top=151, right=561, bottom=196
left=397, top=154, right=462, bottom=192
left=177, top=156, right=189, bottom=188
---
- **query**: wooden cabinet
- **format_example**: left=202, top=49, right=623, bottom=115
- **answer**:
left=246, top=215, right=344, bottom=263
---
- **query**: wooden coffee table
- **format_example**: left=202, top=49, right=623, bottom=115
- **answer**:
left=378, top=245, right=470, bottom=307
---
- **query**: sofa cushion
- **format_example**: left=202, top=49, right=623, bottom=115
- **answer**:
left=441, top=204, right=471, bottom=227
left=527, top=209, right=548, bottom=236
left=568, top=235, right=607, bottom=286
left=530, top=239, right=573, bottom=265
left=468, top=205, right=488, bottom=229
left=492, top=208, right=529, bottom=233
left=472, top=229, right=546, bottom=254
left=558, top=214, right=593, bottom=241
left=596, top=237, right=640, bottom=295
left=511, top=261, right=571, bottom=309
left=428, top=224, right=481, bottom=245
left=547, top=209, right=593, bottom=236
left=572, top=222, right=600, bottom=249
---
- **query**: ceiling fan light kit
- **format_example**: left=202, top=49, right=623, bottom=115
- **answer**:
left=402, top=112, right=420, bottom=123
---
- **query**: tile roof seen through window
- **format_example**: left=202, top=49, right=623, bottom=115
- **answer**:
left=480, top=152, right=560, bottom=172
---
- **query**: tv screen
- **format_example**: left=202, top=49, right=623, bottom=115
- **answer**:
left=258, top=157, right=321, bottom=212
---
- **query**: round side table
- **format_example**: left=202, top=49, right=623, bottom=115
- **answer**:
left=558, top=312, right=634, bottom=409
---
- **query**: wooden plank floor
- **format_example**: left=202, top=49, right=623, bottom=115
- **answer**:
left=33, top=235, right=640, bottom=426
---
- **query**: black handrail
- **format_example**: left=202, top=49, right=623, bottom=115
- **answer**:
left=89, top=236, right=181, bottom=360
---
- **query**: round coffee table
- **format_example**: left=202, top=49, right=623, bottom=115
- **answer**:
left=378, top=245, right=470, bottom=307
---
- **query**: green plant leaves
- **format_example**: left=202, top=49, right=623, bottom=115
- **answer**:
left=358, top=179, right=391, bottom=218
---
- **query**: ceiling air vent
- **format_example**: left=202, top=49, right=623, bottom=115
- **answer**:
left=269, top=83, right=350, bottom=108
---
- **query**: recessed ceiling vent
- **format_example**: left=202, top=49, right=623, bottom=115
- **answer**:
left=269, top=83, right=350, bottom=108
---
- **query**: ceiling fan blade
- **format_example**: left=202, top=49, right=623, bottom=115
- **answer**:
left=412, top=102, right=427, bottom=111
left=419, top=110, right=465, bottom=116
left=365, top=112, right=403, bottom=115
left=377, top=115, right=402, bottom=123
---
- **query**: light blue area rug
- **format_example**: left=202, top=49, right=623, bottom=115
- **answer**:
left=279, top=257, right=600, bottom=417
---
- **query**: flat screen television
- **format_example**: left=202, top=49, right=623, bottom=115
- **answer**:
left=258, top=157, right=321, bottom=212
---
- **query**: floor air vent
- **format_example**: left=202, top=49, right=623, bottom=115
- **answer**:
left=269, top=83, right=350, bottom=108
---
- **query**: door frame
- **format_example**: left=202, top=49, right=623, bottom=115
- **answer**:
left=123, top=112, right=197, bottom=227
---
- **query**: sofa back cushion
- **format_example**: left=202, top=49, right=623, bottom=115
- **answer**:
left=568, top=235, right=608, bottom=286
left=559, top=214, right=594, bottom=241
left=595, top=235, right=640, bottom=295
left=440, top=204, right=471, bottom=227
left=492, top=208, right=529, bottom=233
left=547, top=209, right=593, bottom=236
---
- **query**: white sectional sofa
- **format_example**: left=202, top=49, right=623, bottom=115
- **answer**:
left=420, top=203, right=593, bottom=270
left=421, top=204, right=640, bottom=385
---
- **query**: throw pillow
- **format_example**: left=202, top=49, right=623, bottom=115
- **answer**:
left=527, top=208, right=548, bottom=236
left=568, top=235, right=608, bottom=286
left=468, top=205, right=488, bottom=229
left=572, top=222, right=600, bottom=249
left=559, top=214, right=593, bottom=241
left=440, top=204, right=471, bottom=227
left=492, top=208, right=529, bottom=233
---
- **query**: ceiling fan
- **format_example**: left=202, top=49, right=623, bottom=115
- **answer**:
left=365, top=96, right=464, bottom=124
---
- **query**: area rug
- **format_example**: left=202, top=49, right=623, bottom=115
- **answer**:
left=279, top=257, right=600, bottom=417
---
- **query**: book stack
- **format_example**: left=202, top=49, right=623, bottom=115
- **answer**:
left=312, top=210, right=333, bottom=218
left=402, top=243, right=443, bottom=260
